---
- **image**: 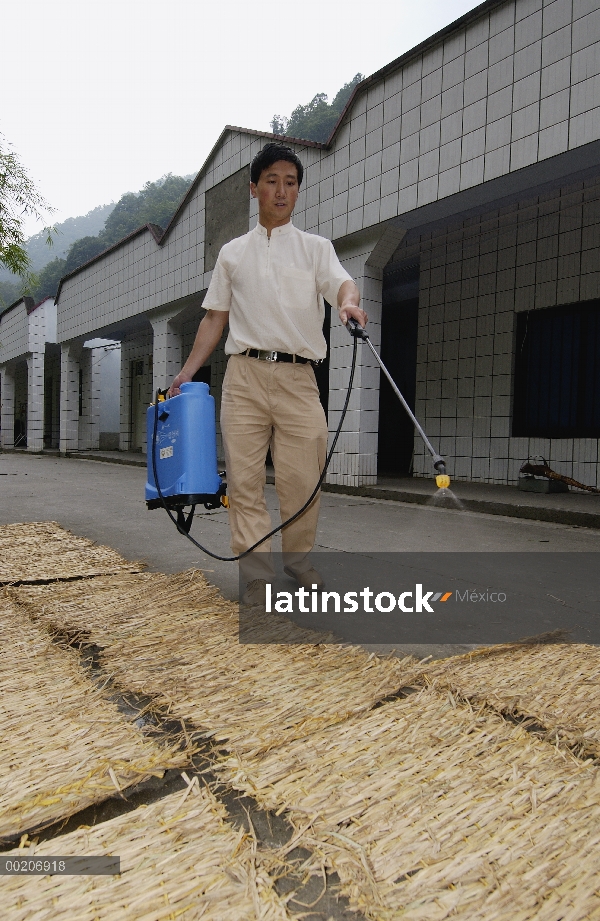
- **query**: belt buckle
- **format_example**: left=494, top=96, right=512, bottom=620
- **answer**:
left=263, top=350, right=277, bottom=362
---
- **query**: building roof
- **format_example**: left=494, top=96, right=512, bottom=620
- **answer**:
left=0, top=295, right=54, bottom=321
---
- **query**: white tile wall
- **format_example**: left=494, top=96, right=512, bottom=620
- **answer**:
left=0, top=366, right=15, bottom=449
left=0, top=300, right=58, bottom=452
left=395, top=174, right=600, bottom=486
left=0, top=303, right=29, bottom=364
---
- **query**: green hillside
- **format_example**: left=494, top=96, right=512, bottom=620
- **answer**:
left=271, top=74, right=363, bottom=143
left=0, top=173, right=193, bottom=306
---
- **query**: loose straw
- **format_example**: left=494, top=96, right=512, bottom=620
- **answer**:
left=3, top=785, right=290, bottom=921
left=0, top=521, right=143, bottom=584
left=0, top=600, right=188, bottom=841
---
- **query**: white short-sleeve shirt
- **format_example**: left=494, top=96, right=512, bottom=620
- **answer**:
left=202, top=221, right=353, bottom=361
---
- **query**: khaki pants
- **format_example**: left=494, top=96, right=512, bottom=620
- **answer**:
left=220, top=354, right=328, bottom=583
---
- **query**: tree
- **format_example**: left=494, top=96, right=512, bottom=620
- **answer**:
left=101, top=174, right=191, bottom=246
left=0, top=132, right=54, bottom=278
left=63, top=236, right=107, bottom=275
left=270, top=115, right=289, bottom=136
left=271, top=74, right=364, bottom=143
left=33, top=238, right=106, bottom=301
left=28, top=172, right=192, bottom=300
left=287, top=92, right=330, bottom=140
left=33, top=257, right=67, bottom=302
left=0, top=278, right=20, bottom=307
left=0, top=201, right=116, bottom=289
left=25, top=203, right=115, bottom=273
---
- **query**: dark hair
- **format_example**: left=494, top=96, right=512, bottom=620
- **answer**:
left=250, top=143, right=304, bottom=186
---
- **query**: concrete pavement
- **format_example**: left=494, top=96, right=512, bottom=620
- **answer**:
left=68, top=448, right=600, bottom=530
left=2, top=451, right=599, bottom=659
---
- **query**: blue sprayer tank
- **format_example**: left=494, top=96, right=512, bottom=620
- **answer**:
left=145, top=382, right=222, bottom=503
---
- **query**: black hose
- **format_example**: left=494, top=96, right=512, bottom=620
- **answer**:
left=151, top=334, right=359, bottom=562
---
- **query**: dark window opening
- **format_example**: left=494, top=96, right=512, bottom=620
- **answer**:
left=78, top=368, right=83, bottom=417
left=313, top=300, right=332, bottom=417
left=192, top=366, right=212, bottom=386
left=513, top=300, right=600, bottom=438
left=44, top=377, right=53, bottom=446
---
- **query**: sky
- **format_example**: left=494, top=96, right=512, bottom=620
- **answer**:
left=3, top=0, right=481, bottom=238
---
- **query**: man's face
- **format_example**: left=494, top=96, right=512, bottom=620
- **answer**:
left=250, top=160, right=299, bottom=227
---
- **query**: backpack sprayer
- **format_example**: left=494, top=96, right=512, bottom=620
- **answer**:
left=145, top=319, right=449, bottom=559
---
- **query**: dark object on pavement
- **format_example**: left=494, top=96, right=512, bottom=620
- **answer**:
left=519, top=456, right=600, bottom=494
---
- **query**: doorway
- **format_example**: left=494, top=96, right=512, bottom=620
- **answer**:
left=130, top=358, right=149, bottom=451
left=377, top=263, right=419, bottom=477
left=13, top=361, right=28, bottom=448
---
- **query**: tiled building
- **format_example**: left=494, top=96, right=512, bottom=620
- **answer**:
left=53, top=0, right=600, bottom=487
left=0, top=297, right=120, bottom=453
left=0, top=297, right=60, bottom=451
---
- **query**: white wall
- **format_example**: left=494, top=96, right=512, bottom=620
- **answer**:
left=85, top=338, right=121, bottom=433
left=99, top=346, right=120, bottom=432
left=0, top=303, right=29, bottom=364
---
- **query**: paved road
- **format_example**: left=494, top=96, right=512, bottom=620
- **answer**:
left=2, top=452, right=598, bottom=657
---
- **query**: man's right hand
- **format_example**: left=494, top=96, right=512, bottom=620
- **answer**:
left=168, top=370, right=192, bottom=397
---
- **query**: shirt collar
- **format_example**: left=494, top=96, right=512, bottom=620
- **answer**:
left=256, top=221, right=294, bottom=237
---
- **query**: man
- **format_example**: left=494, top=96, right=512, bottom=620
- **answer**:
left=169, top=143, right=367, bottom=603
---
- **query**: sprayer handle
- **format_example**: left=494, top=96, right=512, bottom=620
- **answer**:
left=346, top=317, right=368, bottom=339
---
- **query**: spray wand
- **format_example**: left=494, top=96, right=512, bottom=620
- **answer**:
left=346, top=319, right=450, bottom=488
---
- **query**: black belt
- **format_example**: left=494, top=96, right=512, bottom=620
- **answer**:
left=243, top=348, right=310, bottom=364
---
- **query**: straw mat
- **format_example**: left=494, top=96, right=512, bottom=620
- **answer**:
left=11, top=558, right=600, bottom=917
left=13, top=571, right=206, bottom=643
left=0, top=600, right=188, bottom=842
left=13, top=569, right=332, bottom=645
left=0, top=521, right=143, bottom=584
left=3, top=785, right=290, bottom=921
left=420, top=641, right=600, bottom=758
left=17, top=571, right=600, bottom=763
left=12, top=570, right=419, bottom=757
left=218, top=686, right=600, bottom=921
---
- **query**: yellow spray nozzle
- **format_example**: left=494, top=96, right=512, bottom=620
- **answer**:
left=436, top=474, right=451, bottom=489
